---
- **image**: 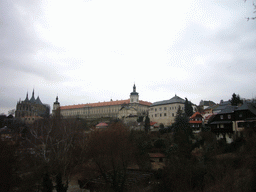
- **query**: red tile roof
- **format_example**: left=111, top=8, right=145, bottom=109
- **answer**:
left=60, top=99, right=152, bottom=110
left=96, top=122, right=108, bottom=127
left=150, top=122, right=158, bottom=126
left=190, top=112, right=202, bottom=119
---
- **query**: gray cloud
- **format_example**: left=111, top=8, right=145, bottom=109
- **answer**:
left=0, top=0, right=256, bottom=114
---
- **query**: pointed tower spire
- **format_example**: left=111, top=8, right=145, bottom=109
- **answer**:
left=133, top=83, right=136, bottom=92
left=30, top=89, right=36, bottom=103
left=24, top=92, right=29, bottom=102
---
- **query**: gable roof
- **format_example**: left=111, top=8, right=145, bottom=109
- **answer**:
left=218, top=105, right=237, bottom=114
left=236, top=101, right=256, bottom=116
left=190, top=112, right=202, bottom=119
left=151, top=95, right=185, bottom=107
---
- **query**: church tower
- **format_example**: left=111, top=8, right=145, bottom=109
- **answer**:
left=52, top=96, right=60, bottom=116
left=130, top=84, right=139, bottom=103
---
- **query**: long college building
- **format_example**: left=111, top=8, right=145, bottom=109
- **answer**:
left=57, top=84, right=151, bottom=119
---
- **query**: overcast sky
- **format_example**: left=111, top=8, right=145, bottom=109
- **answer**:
left=1, top=0, right=256, bottom=115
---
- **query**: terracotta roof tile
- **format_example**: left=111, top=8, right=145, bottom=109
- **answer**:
left=96, top=122, right=108, bottom=127
left=150, top=122, right=157, bottom=126
left=60, top=99, right=152, bottom=110
left=190, top=112, right=202, bottom=119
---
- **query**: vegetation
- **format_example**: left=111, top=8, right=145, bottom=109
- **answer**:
left=144, top=114, right=150, bottom=133
left=230, top=93, right=243, bottom=106
left=184, top=97, right=193, bottom=117
left=2, top=112, right=256, bottom=192
left=86, top=122, right=136, bottom=192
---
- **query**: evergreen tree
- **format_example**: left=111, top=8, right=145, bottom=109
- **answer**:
left=172, top=106, right=193, bottom=158
left=185, top=98, right=193, bottom=117
left=42, top=172, right=53, bottom=192
left=144, top=115, right=150, bottom=133
left=230, top=93, right=243, bottom=106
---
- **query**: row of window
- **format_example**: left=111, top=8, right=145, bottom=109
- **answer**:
left=63, top=109, right=119, bottom=116
left=62, top=105, right=148, bottom=116
left=152, top=113, right=176, bottom=118
left=217, top=124, right=225, bottom=128
left=220, top=114, right=231, bottom=119
left=151, top=106, right=183, bottom=111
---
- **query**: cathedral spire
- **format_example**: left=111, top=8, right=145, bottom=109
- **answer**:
left=24, top=92, right=29, bottom=102
left=30, top=89, right=36, bottom=103
left=133, top=83, right=136, bottom=92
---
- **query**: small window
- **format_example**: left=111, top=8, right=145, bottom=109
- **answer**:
left=172, top=113, right=174, bottom=117
left=239, top=113, right=242, bottom=118
left=155, top=108, right=157, bottom=112
left=155, top=114, right=157, bottom=117
left=159, top=108, right=162, bottom=111
left=160, top=113, right=162, bottom=117
left=164, top=107, right=167, bottom=110
left=228, top=114, right=231, bottom=119
left=164, top=113, right=167, bottom=116
left=220, top=124, right=224, bottom=128
left=220, top=115, right=223, bottom=119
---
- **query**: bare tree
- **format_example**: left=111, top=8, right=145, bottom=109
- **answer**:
left=25, top=118, right=87, bottom=190
left=86, top=122, right=136, bottom=192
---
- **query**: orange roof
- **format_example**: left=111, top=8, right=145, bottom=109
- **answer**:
left=96, top=122, right=108, bottom=127
left=190, top=112, right=202, bottom=119
left=150, top=122, right=157, bottom=126
left=60, top=99, right=152, bottom=110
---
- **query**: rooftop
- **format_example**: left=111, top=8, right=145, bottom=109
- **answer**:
left=60, top=99, right=152, bottom=110
left=151, top=95, right=185, bottom=107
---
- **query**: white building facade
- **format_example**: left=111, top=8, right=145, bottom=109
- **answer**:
left=149, top=95, right=186, bottom=126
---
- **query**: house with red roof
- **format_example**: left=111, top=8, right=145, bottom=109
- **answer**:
left=96, top=122, right=108, bottom=129
left=189, top=112, right=203, bottom=133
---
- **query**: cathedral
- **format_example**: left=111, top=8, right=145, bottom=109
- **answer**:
left=15, top=90, right=50, bottom=124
